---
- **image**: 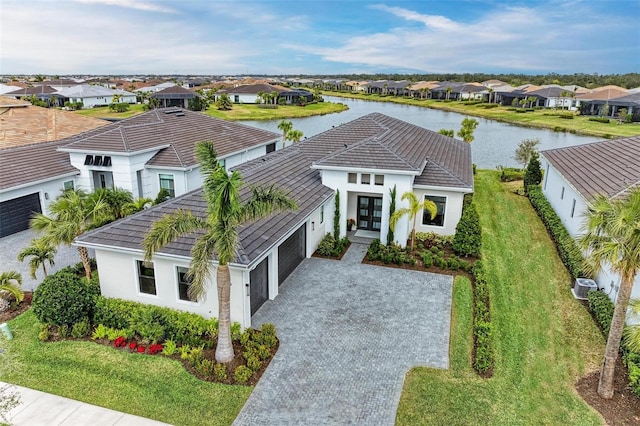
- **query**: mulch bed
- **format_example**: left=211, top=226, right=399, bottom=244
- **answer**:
left=576, top=358, right=640, bottom=425
left=311, top=240, right=351, bottom=260
left=0, top=292, right=32, bottom=323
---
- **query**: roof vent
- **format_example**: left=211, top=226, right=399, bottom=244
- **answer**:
left=175, top=113, right=185, bottom=117
left=163, top=108, right=181, bottom=114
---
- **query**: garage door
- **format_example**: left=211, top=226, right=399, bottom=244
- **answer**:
left=250, top=257, right=269, bottom=315
left=278, top=224, right=306, bottom=285
left=0, top=193, right=42, bottom=238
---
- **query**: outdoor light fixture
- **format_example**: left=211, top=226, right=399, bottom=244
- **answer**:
left=311, top=221, right=315, bottom=231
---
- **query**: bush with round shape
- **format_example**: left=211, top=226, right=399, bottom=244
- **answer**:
left=32, top=271, right=99, bottom=326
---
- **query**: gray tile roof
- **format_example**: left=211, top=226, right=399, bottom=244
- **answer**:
left=77, top=113, right=472, bottom=265
left=541, top=136, right=640, bottom=202
left=58, top=108, right=279, bottom=168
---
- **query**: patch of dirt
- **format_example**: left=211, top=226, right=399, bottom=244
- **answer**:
left=0, top=292, right=32, bottom=323
left=576, top=358, right=640, bottom=425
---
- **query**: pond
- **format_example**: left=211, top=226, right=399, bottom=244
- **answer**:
left=243, top=96, right=602, bottom=169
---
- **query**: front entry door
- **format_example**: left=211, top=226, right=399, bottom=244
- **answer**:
left=358, top=196, right=383, bottom=231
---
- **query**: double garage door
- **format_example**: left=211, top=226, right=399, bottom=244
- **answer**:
left=250, top=224, right=306, bottom=315
left=0, top=193, right=42, bottom=238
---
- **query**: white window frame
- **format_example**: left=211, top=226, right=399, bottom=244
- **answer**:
left=159, top=173, right=175, bottom=198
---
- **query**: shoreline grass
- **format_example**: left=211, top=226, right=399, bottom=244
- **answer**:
left=322, top=91, right=640, bottom=139
left=396, top=170, right=605, bottom=425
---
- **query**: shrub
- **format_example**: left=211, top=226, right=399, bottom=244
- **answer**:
left=527, top=186, right=586, bottom=279
left=587, top=290, right=614, bottom=334
left=421, top=251, right=433, bottom=268
left=500, top=168, right=525, bottom=182
left=38, top=324, right=51, bottom=342
left=71, top=318, right=91, bottom=338
left=58, top=324, right=70, bottom=338
left=524, top=153, right=543, bottom=189
left=589, top=116, right=610, bottom=123
left=367, top=239, right=382, bottom=260
left=196, top=358, right=214, bottom=376
left=131, top=307, right=165, bottom=344
left=162, top=340, right=177, bottom=356
left=92, top=324, right=108, bottom=340
left=453, top=202, right=481, bottom=257
left=472, top=261, right=494, bottom=375
left=214, top=363, right=227, bottom=381
left=246, top=355, right=262, bottom=372
left=316, top=234, right=335, bottom=256
left=32, top=271, right=100, bottom=326
left=234, top=366, right=253, bottom=384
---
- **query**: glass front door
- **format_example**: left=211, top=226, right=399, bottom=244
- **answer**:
left=358, top=196, right=383, bottom=231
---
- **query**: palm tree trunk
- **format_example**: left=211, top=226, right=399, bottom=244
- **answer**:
left=598, top=274, right=634, bottom=398
left=78, top=246, right=91, bottom=281
left=42, top=264, right=48, bottom=277
left=215, top=264, right=235, bottom=363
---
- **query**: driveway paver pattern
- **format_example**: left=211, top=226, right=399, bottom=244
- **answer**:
left=233, top=242, right=452, bottom=425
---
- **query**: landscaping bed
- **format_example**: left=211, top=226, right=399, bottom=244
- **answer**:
left=0, top=292, right=32, bottom=323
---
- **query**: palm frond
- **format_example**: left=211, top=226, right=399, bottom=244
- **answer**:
left=0, top=271, right=24, bottom=303
left=239, top=184, right=298, bottom=223
left=143, top=210, right=207, bottom=260
left=188, top=230, right=218, bottom=301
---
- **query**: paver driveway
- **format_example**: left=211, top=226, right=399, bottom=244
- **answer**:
left=233, top=243, right=453, bottom=426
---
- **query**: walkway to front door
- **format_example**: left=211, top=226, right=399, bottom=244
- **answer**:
left=233, top=243, right=453, bottom=425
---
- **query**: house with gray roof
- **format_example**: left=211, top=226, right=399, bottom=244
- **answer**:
left=540, top=136, right=640, bottom=303
left=56, top=84, right=137, bottom=108
left=75, top=113, right=473, bottom=328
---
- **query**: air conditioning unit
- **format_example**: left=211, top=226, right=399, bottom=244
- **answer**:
left=572, top=278, right=598, bottom=300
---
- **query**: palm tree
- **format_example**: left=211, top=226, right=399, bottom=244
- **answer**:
left=389, top=192, right=437, bottom=252
left=94, top=187, right=134, bottom=221
left=287, top=129, right=304, bottom=144
left=277, top=120, right=292, bottom=149
left=457, top=117, right=479, bottom=143
left=0, top=271, right=24, bottom=304
left=487, top=87, right=494, bottom=104
left=17, top=237, right=57, bottom=279
left=445, top=86, right=453, bottom=101
left=143, top=142, right=297, bottom=363
left=31, top=189, right=111, bottom=280
left=624, top=298, right=640, bottom=353
left=578, top=187, right=640, bottom=398
left=123, top=197, right=153, bottom=216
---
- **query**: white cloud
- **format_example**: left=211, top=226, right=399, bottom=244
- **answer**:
left=74, top=0, right=176, bottom=13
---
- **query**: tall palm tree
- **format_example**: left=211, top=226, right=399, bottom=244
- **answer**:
left=287, top=129, right=304, bottom=144
left=93, top=187, right=134, bottom=221
left=0, top=271, right=24, bottom=304
left=17, top=237, right=57, bottom=279
left=457, top=117, right=479, bottom=143
left=389, top=192, right=437, bottom=252
left=123, top=197, right=153, bottom=216
left=578, top=187, right=640, bottom=398
left=143, top=142, right=297, bottom=363
left=277, top=120, right=292, bottom=149
left=624, top=298, right=640, bottom=353
left=31, top=189, right=110, bottom=280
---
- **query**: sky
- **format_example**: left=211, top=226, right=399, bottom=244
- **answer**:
left=1, top=0, right=638, bottom=76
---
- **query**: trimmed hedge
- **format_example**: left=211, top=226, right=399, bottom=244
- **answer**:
left=527, top=186, right=586, bottom=279
left=472, top=260, right=494, bottom=374
left=32, top=271, right=100, bottom=326
left=453, top=197, right=481, bottom=257
left=499, top=168, right=524, bottom=182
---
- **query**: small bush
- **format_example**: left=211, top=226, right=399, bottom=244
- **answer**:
left=196, top=358, right=214, bottom=377
left=71, top=317, right=91, bottom=338
left=234, top=365, right=253, bottom=384
left=246, top=355, right=262, bottom=372
left=214, top=363, right=227, bottom=381
left=421, top=251, right=433, bottom=268
left=589, top=116, right=610, bottom=123
left=587, top=290, right=614, bottom=334
left=92, top=324, right=108, bottom=340
left=316, top=233, right=336, bottom=256
left=38, top=324, right=51, bottom=341
left=162, top=340, right=177, bottom=356
left=131, top=307, right=165, bottom=344
left=58, top=324, right=70, bottom=338
left=32, top=271, right=100, bottom=326
left=500, top=168, right=525, bottom=182
left=453, top=201, right=481, bottom=257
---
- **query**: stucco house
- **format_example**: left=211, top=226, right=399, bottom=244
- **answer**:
left=56, top=84, right=137, bottom=108
left=0, top=107, right=279, bottom=237
left=540, top=136, right=640, bottom=303
left=75, top=113, right=473, bottom=329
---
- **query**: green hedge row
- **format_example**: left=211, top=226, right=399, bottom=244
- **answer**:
left=472, top=260, right=494, bottom=374
left=526, top=186, right=586, bottom=279
left=453, top=195, right=481, bottom=257
left=587, top=290, right=640, bottom=398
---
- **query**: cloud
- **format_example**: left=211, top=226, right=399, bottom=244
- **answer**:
left=74, top=0, right=176, bottom=13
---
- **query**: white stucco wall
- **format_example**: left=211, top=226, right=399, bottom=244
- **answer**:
left=412, top=187, right=466, bottom=236
left=0, top=175, right=78, bottom=215
left=228, top=93, right=260, bottom=104
left=94, top=249, right=251, bottom=328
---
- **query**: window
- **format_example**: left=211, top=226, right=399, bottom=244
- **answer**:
left=63, top=180, right=74, bottom=191
left=177, top=267, right=196, bottom=302
left=159, top=174, right=175, bottom=198
left=560, top=187, right=565, bottom=199
left=320, top=204, right=324, bottom=223
left=137, top=261, right=156, bottom=295
left=570, top=199, right=576, bottom=218
left=93, top=155, right=103, bottom=166
left=84, top=155, right=93, bottom=165
left=374, top=175, right=384, bottom=186
left=348, top=173, right=357, bottom=184
left=218, top=159, right=226, bottom=171
left=103, top=156, right=112, bottom=166
left=361, top=173, right=370, bottom=184
left=266, top=143, right=276, bottom=153
left=544, top=165, right=549, bottom=189
left=423, top=195, right=446, bottom=227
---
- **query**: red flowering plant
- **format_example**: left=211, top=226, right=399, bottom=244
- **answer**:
left=114, top=336, right=126, bottom=348
left=129, top=342, right=137, bottom=350
left=148, top=344, right=163, bottom=355
left=137, top=346, right=146, bottom=353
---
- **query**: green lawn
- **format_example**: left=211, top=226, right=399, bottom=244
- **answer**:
left=396, top=170, right=605, bottom=425
left=2, top=312, right=251, bottom=425
left=322, top=91, right=640, bottom=139
left=73, top=101, right=348, bottom=122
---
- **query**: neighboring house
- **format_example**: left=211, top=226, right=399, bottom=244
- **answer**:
left=575, top=85, right=629, bottom=115
left=220, top=83, right=289, bottom=104
left=137, top=82, right=185, bottom=93
left=0, top=107, right=278, bottom=238
left=581, top=92, right=640, bottom=121
left=540, top=136, right=640, bottom=303
left=150, top=86, right=198, bottom=108
left=5, top=85, right=63, bottom=107
left=75, top=113, right=473, bottom=329
left=56, top=84, right=137, bottom=108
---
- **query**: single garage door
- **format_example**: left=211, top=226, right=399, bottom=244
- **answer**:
left=250, top=257, right=269, bottom=315
left=0, top=193, right=42, bottom=238
left=278, top=224, right=306, bottom=285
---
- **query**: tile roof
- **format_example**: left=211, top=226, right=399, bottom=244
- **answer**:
left=0, top=97, right=108, bottom=149
left=541, top=136, right=640, bottom=202
left=150, top=86, right=197, bottom=98
left=58, top=108, right=279, bottom=168
left=5, top=85, right=58, bottom=95
left=587, top=92, right=640, bottom=106
left=77, top=113, right=472, bottom=264
left=222, top=83, right=290, bottom=94
left=575, top=86, right=628, bottom=101
left=56, top=84, right=135, bottom=98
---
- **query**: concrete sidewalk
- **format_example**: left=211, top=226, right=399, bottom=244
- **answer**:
left=0, top=382, right=170, bottom=426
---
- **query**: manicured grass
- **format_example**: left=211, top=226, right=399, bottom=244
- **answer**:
left=322, top=91, right=640, bottom=139
left=203, top=101, right=348, bottom=121
left=74, top=104, right=147, bottom=119
left=2, top=311, right=251, bottom=426
left=396, top=170, right=605, bottom=425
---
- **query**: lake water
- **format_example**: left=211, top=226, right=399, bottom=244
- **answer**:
left=243, top=96, right=602, bottom=169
